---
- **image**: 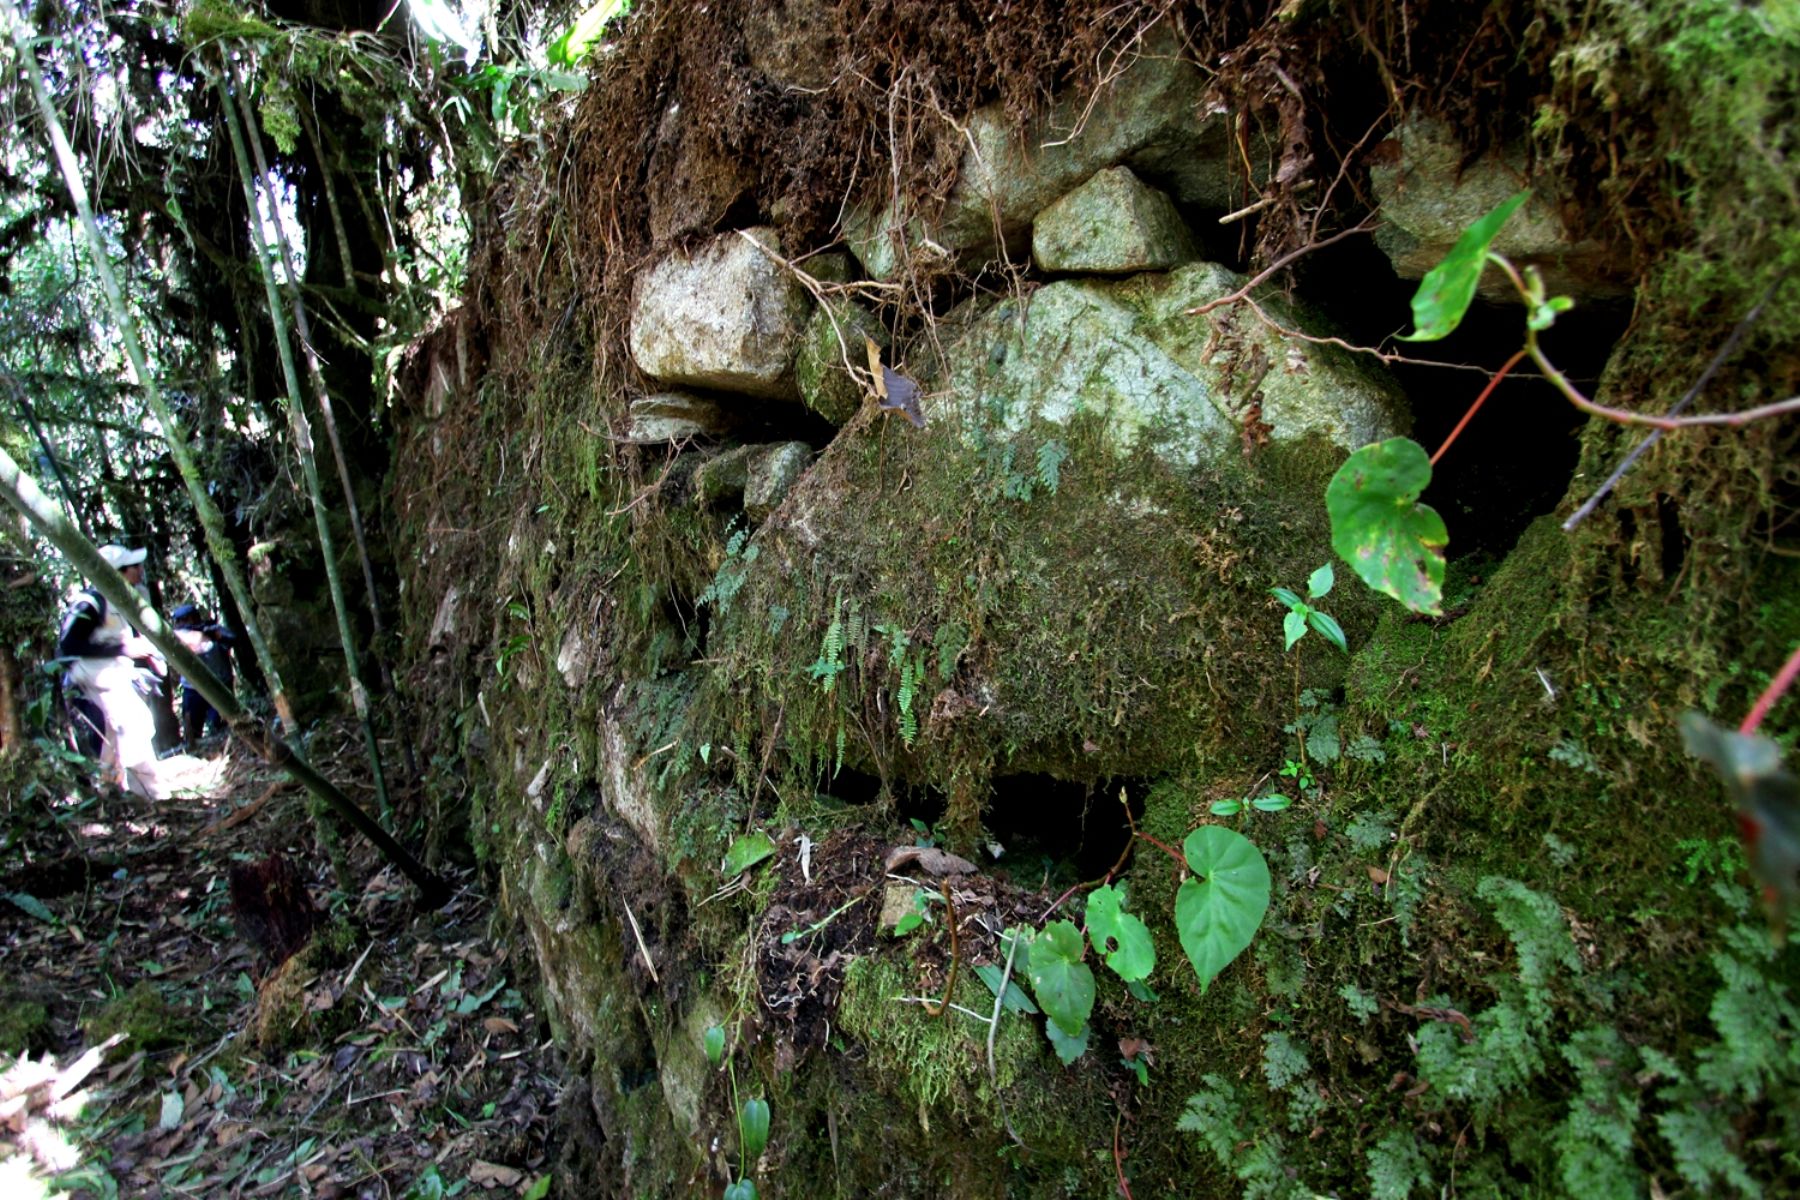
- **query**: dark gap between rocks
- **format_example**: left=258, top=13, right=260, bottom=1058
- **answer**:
left=1301, top=232, right=1630, bottom=558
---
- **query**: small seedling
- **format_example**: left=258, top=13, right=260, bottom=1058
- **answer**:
left=1270, top=565, right=1348, bottom=654
left=1209, top=794, right=1294, bottom=818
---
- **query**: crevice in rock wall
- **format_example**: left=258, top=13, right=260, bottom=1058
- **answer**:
left=982, top=773, right=1145, bottom=884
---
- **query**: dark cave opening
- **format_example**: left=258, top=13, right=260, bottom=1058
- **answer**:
left=1296, top=231, right=1631, bottom=560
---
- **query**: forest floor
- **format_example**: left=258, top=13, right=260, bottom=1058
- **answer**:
left=0, top=724, right=561, bottom=1199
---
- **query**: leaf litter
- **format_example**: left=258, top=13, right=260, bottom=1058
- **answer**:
left=0, top=719, right=560, bottom=1198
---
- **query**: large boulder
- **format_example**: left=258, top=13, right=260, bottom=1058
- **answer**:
left=629, top=228, right=812, bottom=399
left=844, top=33, right=1244, bottom=279
left=940, top=261, right=1408, bottom=467
left=1032, top=166, right=1198, bottom=274
left=1370, top=113, right=1628, bottom=302
left=704, top=259, right=1405, bottom=786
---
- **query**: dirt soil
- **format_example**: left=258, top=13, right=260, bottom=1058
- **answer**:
left=0, top=727, right=560, bottom=1199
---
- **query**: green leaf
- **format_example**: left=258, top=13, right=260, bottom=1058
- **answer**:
left=1327, top=437, right=1448, bottom=615
left=159, top=1089, right=183, bottom=1131
left=972, top=965, right=1038, bottom=1014
left=703, top=1025, right=726, bottom=1068
left=1680, top=711, right=1800, bottom=910
left=1283, top=609, right=1308, bottom=651
left=549, top=0, right=631, bottom=66
left=1528, top=294, right=1574, bottom=332
left=1045, top=1019, right=1089, bottom=1065
left=724, top=1181, right=757, bottom=1200
left=1210, top=799, right=1245, bottom=817
left=1025, top=921, right=1097, bottom=1038
left=1251, top=794, right=1294, bottom=813
left=1174, top=827, right=1272, bottom=992
left=1084, top=884, right=1155, bottom=982
left=522, top=1177, right=553, bottom=1200
left=723, top=832, right=777, bottom=876
left=1269, top=586, right=1304, bottom=610
left=1307, top=610, right=1349, bottom=654
left=1400, top=190, right=1530, bottom=341
left=1306, top=563, right=1334, bottom=599
left=739, top=1096, right=770, bottom=1160
left=4, top=891, right=56, bottom=923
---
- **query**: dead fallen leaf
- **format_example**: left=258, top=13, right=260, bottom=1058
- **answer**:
left=1367, top=865, right=1390, bottom=885
left=469, top=1160, right=523, bottom=1188
left=884, top=846, right=978, bottom=876
left=483, top=1017, right=519, bottom=1035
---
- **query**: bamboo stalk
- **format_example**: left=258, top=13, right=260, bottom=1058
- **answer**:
left=1, top=0, right=297, bottom=729
left=230, top=60, right=418, bottom=786
left=214, top=65, right=393, bottom=822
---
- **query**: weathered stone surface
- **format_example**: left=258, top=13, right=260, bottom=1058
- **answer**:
left=692, top=445, right=756, bottom=508
left=1032, top=166, right=1196, bottom=274
left=845, top=35, right=1243, bottom=279
left=744, top=441, right=813, bottom=522
left=624, top=392, right=742, bottom=444
left=794, top=297, right=887, bottom=425
left=629, top=229, right=812, bottom=398
left=938, top=262, right=1407, bottom=466
left=1370, top=113, right=1628, bottom=302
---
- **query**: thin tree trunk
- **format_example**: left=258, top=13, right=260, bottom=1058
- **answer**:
left=0, top=640, right=21, bottom=757
left=214, top=66, right=393, bottom=823
left=0, top=442, right=448, bottom=906
left=2, top=1, right=296, bottom=731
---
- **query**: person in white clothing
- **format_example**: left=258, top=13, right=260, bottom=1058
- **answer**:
left=57, top=544, right=165, bottom=797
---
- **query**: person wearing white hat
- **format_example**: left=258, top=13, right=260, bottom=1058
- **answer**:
left=57, top=544, right=165, bottom=797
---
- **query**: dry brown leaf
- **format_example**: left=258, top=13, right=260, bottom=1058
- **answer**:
left=884, top=846, right=978, bottom=876
left=1366, top=865, right=1390, bottom=885
left=469, top=1160, right=523, bottom=1188
left=864, top=337, right=886, bottom=398
left=483, top=1017, right=519, bottom=1035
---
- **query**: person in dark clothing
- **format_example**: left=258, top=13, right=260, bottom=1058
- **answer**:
left=171, top=603, right=234, bottom=749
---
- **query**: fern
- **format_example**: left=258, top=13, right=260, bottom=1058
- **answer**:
left=1366, top=1127, right=1434, bottom=1200
left=696, top=526, right=758, bottom=613
left=1658, top=1105, right=1762, bottom=1196
left=1476, top=876, right=1581, bottom=1027
left=1261, top=1030, right=1310, bottom=1093
left=1552, top=1027, right=1640, bottom=1197
left=896, top=653, right=922, bottom=748
left=1177, top=1076, right=1310, bottom=1199
left=1413, top=992, right=1544, bottom=1117
left=1036, top=438, right=1069, bottom=494
left=807, top=595, right=847, bottom=690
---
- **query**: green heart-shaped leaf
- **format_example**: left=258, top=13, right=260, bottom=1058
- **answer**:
left=702, top=1024, right=726, bottom=1068
left=739, top=1096, right=770, bottom=1160
left=1400, top=190, right=1529, bottom=341
left=1327, top=437, right=1448, bottom=615
left=1084, top=884, right=1155, bottom=982
left=1045, top=1019, right=1089, bottom=1065
left=723, top=832, right=777, bottom=876
left=1174, top=827, right=1272, bottom=992
left=1026, top=920, right=1097, bottom=1038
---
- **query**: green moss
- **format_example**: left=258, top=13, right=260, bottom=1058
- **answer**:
left=84, top=980, right=189, bottom=1052
left=0, top=996, right=50, bottom=1055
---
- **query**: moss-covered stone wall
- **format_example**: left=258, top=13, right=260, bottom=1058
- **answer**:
left=387, top=2, right=1800, bottom=1195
